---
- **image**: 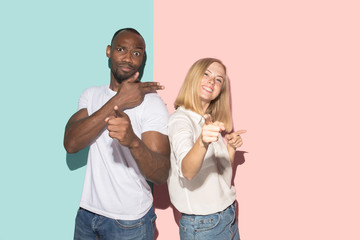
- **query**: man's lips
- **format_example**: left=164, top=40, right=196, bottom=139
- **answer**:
left=118, top=64, right=134, bottom=72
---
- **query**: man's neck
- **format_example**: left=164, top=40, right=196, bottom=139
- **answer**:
left=109, top=76, right=121, bottom=92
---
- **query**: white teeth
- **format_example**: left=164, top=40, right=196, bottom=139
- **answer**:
left=203, top=86, right=213, bottom=92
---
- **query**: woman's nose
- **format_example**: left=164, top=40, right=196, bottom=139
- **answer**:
left=208, top=77, right=215, bottom=85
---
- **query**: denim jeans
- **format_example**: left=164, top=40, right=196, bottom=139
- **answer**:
left=74, top=206, right=156, bottom=240
left=179, top=202, right=240, bottom=240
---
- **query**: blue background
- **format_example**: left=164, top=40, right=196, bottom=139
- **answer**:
left=0, top=1, right=153, bottom=239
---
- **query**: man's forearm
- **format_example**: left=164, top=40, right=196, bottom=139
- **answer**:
left=64, top=98, right=118, bottom=153
left=64, top=114, right=106, bottom=153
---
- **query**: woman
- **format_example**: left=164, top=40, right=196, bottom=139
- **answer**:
left=167, top=58, right=245, bottom=240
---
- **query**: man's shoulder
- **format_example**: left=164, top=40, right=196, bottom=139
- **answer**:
left=143, top=93, right=167, bottom=106
left=136, top=93, right=169, bottom=119
left=80, top=84, right=109, bottom=97
left=82, top=84, right=108, bottom=93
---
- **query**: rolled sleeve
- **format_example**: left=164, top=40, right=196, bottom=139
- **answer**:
left=168, top=113, right=197, bottom=178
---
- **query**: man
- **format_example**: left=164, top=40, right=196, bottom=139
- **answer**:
left=64, top=28, right=170, bottom=240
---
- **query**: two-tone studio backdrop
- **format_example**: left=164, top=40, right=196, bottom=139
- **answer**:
left=1, top=0, right=359, bottom=239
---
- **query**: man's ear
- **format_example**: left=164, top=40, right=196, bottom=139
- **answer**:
left=106, top=45, right=112, bottom=69
left=106, top=45, right=111, bottom=58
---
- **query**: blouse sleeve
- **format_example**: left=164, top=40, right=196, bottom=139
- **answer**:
left=168, top=112, right=197, bottom=178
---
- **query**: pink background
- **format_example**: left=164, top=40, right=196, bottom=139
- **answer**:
left=153, top=0, right=360, bottom=239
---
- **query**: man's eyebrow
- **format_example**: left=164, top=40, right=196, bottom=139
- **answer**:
left=114, top=44, right=144, bottom=49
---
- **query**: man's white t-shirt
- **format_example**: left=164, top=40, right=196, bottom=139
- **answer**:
left=77, top=85, right=169, bottom=220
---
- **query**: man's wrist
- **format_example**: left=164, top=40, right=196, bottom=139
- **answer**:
left=129, top=137, right=141, bottom=149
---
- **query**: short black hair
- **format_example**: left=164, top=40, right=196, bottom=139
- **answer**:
left=110, top=28, right=144, bottom=46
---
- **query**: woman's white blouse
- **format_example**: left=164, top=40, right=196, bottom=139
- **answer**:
left=167, top=107, right=236, bottom=215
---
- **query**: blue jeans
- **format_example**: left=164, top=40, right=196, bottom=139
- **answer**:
left=74, top=206, right=157, bottom=240
left=179, top=202, right=240, bottom=240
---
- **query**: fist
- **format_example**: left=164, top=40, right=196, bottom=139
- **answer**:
left=225, top=130, right=246, bottom=149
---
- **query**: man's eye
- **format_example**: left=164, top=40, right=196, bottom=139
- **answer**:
left=117, top=48, right=125, bottom=52
left=133, top=52, right=141, bottom=57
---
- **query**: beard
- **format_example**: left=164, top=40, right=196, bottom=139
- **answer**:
left=110, top=61, right=138, bottom=84
left=112, top=70, right=130, bottom=84
left=111, top=68, right=137, bottom=84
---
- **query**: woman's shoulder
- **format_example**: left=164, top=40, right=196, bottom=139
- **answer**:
left=170, top=107, right=192, bottom=119
left=170, top=107, right=203, bottom=124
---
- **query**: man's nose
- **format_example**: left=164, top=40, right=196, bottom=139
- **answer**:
left=122, top=51, right=132, bottom=62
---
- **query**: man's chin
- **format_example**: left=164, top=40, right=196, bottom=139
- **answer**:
left=115, top=78, right=126, bottom=84
left=113, top=71, right=137, bottom=83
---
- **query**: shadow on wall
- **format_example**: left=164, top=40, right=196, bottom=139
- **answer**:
left=153, top=182, right=181, bottom=240
left=232, top=150, right=247, bottom=225
left=66, top=146, right=89, bottom=170
left=231, top=150, right=247, bottom=186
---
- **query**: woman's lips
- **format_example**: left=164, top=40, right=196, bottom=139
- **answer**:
left=202, top=85, right=213, bottom=93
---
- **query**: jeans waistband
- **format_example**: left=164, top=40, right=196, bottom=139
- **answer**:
left=182, top=201, right=236, bottom=216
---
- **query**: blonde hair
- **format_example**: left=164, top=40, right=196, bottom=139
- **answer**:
left=174, top=58, right=233, bottom=132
